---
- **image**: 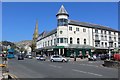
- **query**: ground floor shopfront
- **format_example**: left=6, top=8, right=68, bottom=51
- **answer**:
left=36, top=44, right=95, bottom=57
left=94, top=48, right=119, bottom=55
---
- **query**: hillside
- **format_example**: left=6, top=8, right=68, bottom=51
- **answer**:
left=14, top=40, right=32, bottom=47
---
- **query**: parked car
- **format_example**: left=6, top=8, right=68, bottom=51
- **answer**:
left=88, top=56, right=96, bottom=61
left=27, top=55, right=33, bottom=59
left=113, top=54, right=120, bottom=61
left=39, top=56, right=46, bottom=61
left=36, top=55, right=46, bottom=61
left=50, top=55, right=68, bottom=62
left=18, top=54, right=24, bottom=60
left=36, top=55, right=40, bottom=60
left=25, top=54, right=33, bottom=59
left=100, top=54, right=108, bottom=60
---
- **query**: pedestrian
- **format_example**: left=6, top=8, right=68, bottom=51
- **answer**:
left=108, top=52, right=111, bottom=60
left=74, top=52, right=76, bottom=61
left=88, top=54, right=92, bottom=61
left=86, top=53, right=89, bottom=58
left=93, top=54, right=97, bottom=61
left=79, top=53, right=83, bottom=59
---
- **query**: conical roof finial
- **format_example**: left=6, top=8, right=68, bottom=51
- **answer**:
left=56, top=5, right=69, bottom=17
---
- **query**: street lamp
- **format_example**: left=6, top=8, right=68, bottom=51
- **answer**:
left=108, top=47, right=111, bottom=60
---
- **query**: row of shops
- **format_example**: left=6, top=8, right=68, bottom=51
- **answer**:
left=1, top=45, right=119, bottom=57
left=35, top=44, right=119, bottom=57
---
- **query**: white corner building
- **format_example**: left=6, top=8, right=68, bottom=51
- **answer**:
left=36, top=5, right=119, bottom=57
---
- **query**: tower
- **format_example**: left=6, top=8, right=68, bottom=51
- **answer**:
left=32, top=20, right=39, bottom=50
left=33, top=20, right=39, bottom=41
left=56, top=5, right=69, bottom=55
left=56, top=5, right=69, bottom=27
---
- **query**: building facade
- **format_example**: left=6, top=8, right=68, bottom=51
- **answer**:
left=36, top=5, right=119, bottom=57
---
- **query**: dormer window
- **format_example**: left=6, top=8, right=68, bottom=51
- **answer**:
left=104, top=31, right=106, bottom=34
left=69, top=27, right=72, bottom=31
left=76, top=28, right=79, bottom=31
left=109, top=31, right=111, bottom=35
left=101, top=30, right=103, bottom=34
left=95, top=29, right=98, bottom=33
left=83, top=28, right=86, bottom=32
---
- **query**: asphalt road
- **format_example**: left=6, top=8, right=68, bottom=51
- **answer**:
left=8, top=57, right=118, bottom=78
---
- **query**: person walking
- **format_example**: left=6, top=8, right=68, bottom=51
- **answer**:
left=93, top=54, right=97, bottom=61
left=74, top=52, right=76, bottom=61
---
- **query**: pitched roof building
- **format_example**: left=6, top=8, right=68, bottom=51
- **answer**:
left=36, top=5, right=119, bottom=57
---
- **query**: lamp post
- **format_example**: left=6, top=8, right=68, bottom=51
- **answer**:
left=108, top=47, right=111, bottom=60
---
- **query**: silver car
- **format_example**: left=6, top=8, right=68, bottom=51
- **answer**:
left=50, top=55, right=68, bottom=62
left=28, top=55, right=32, bottom=59
left=36, top=55, right=46, bottom=61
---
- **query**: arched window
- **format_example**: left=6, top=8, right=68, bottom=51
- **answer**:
left=84, top=39, right=86, bottom=45
left=77, top=38, right=80, bottom=44
left=70, top=37, right=72, bottom=44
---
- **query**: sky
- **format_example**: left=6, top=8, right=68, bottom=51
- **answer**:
left=2, top=2, right=118, bottom=42
left=0, top=2, right=2, bottom=41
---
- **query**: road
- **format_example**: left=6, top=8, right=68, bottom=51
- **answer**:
left=8, top=57, right=118, bottom=78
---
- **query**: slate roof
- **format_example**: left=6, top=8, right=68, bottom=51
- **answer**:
left=38, top=31, right=47, bottom=38
left=69, top=20, right=119, bottom=32
left=56, top=5, right=69, bottom=17
left=37, top=19, right=119, bottom=42
left=37, top=29, right=57, bottom=41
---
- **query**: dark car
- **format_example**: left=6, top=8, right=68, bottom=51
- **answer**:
left=100, top=54, right=108, bottom=60
left=18, top=54, right=24, bottom=60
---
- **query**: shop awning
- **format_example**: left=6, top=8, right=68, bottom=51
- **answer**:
left=53, top=46, right=64, bottom=49
left=36, top=44, right=94, bottom=51
left=65, top=44, right=94, bottom=49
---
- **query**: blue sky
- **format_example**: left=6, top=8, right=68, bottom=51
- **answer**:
left=2, top=2, right=118, bottom=42
left=0, top=2, right=2, bottom=41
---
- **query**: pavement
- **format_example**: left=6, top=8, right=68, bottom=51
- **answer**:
left=7, top=57, right=118, bottom=78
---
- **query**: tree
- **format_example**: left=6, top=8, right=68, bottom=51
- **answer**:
left=30, top=43, right=36, bottom=52
left=2, top=47, right=8, bottom=52
left=19, top=47, right=25, bottom=53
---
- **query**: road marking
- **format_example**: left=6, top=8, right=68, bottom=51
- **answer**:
left=79, top=64, right=117, bottom=70
left=49, top=65, right=62, bottom=69
left=88, top=61, right=102, bottom=63
left=72, top=69, right=103, bottom=77
left=88, top=62, right=94, bottom=63
left=38, top=62, right=43, bottom=64
left=79, top=64, right=99, bottom=68
left=100, top=65, right=118, bottom=70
